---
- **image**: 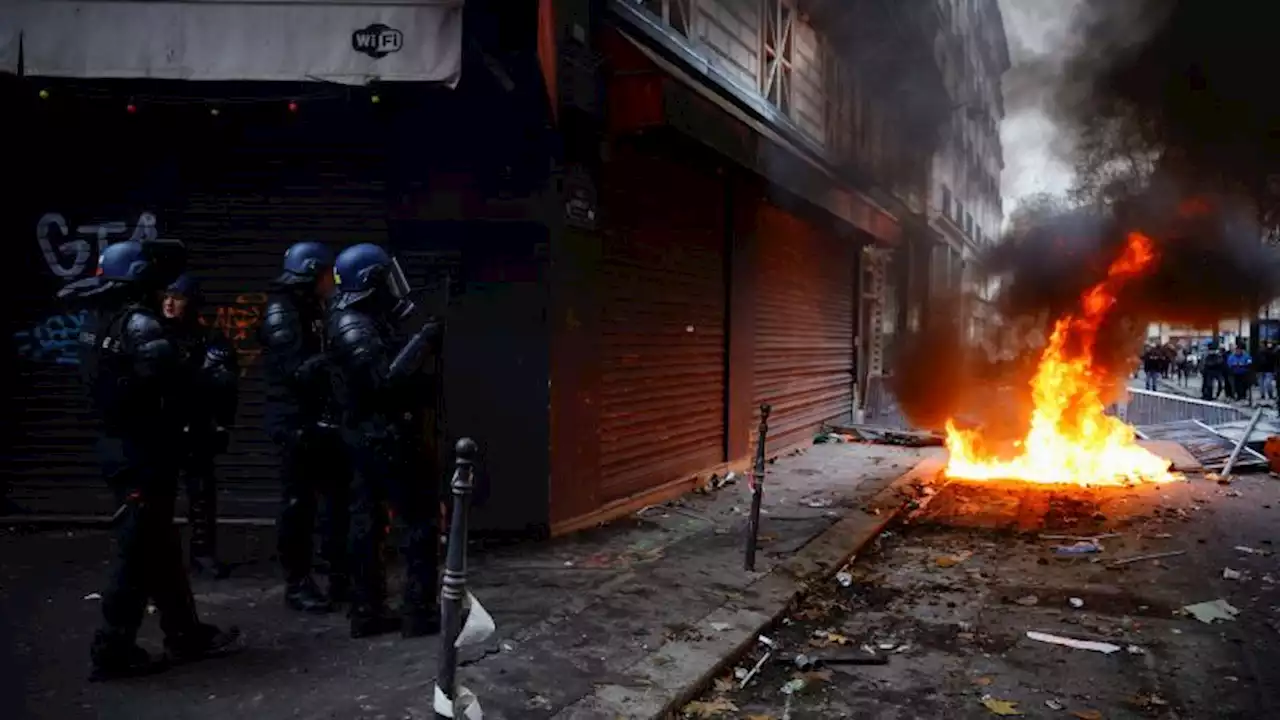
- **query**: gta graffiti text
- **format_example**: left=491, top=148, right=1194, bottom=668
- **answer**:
left=13, top=311, right=88, bottom=366
left=36, top=211, right=160, bottom=279
left=200, top=293, right=267, bottom=374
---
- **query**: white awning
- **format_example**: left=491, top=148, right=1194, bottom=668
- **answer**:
left=3, top=0, right=463, bottom=86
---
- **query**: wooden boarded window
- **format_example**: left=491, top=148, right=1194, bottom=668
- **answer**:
left=639, top=0, right=698, bottom=38
left=760, top=0, right=794, bottom=115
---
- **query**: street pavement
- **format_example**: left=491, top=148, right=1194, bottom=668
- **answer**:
left=0, top=440, right=931, bottom=720
left=685, top=465, right=1280, bottom=719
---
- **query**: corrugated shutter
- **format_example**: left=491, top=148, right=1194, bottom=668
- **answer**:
left=598, top=144, right=727, bottom=502
left=4, top=104, right=389, bottom=518
left=754, top=202, right=857, bottom=452
left=173, top=124, right=390, bottom=517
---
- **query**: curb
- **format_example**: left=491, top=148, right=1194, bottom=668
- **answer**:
left=552, top=455, right=946, bottom=720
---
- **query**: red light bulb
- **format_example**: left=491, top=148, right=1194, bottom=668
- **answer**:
left=287, top=101, right=299, bottom=113
left=126, top=103, right=137, bottom=114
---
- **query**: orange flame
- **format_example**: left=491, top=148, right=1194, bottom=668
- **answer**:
left=943, top=232, right=1177, bottom=486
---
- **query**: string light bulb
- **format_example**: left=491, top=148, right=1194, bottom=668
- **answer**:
left=370, top=93, right=381, bottom=104
left=210, top=107, right=221, bottom=117
left=287, top=100, right=299, bottom=113
left=38, top=89, right=50, bottom=100
left=126, top=103, right=137, bottom=114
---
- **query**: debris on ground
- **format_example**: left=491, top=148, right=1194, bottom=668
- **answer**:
left=1107, top=550, right=1186, bottom=567
left=1054, top=540, right=1103, bottom=556
left=1015, top=595, right=1039, bottom=606
left=681, top=697, right=739, bottom=718
left=1069, top=597, right=1085, bottom=609
left=829, top=424, right=945, bottom=447
left=1235, top=545, right=1271, bottom=556
left=980, top=696, right=1023, bottom=716
left=1025, top=631, right=1122, bottom=654
left=936, top=551, right=973, bottom=568
left=1070, top=710, right=1104, bottom=720
left=834, top=570, right=853, bottom=587
left=1222, top=567, right=1243, bottom=581
left=1183, top=599, right=1240, bottom=624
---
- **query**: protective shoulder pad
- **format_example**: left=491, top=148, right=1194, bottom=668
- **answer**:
left=123, top=309, right=167, bottom=345
left=329, top=309, right=382, bottom=364
left=261, top=297, right=301, bottom=349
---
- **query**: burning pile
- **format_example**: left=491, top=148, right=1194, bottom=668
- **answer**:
left=943, top=232, right=1177, bottom=487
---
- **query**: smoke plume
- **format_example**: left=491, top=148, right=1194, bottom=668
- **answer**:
left=890, top=0, right=1280, bottom=432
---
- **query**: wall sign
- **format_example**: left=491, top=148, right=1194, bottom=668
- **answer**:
left=352, top=23, right=405, bottom=59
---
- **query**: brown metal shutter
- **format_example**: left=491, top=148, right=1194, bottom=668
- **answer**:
left=754, top=203, right=857, bottom=452
left=173, top=127, right=390, bottom=517
left=598, top=144, right=727, bottom=503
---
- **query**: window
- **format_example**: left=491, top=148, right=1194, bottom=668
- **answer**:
left=942, top=185, right=953, bottom=218
left=762, top=0, right=795, bottom=115
left=976, top=224, right=984, bottom=245
left=956, top=200, right=965, bottom=226
left=639, top=0, right=697, bottom=38
left=964, top=212, right=973, bottom=237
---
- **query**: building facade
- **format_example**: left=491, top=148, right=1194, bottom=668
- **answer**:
left=3, top=0, right=962, bottom=538
left=926, top=0, right=1010, bottom=340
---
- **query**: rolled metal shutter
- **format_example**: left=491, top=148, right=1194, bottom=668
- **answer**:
left=173, top=124, right=390, bottom=517
left=598, top=144, right=727, bottom=502
left=754, top=203, right=857, bottom=452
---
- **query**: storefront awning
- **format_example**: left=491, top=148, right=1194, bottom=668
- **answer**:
left=2, top=0, right=463, bottom=86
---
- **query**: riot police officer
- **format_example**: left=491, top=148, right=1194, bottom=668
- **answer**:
left=328, top=243, right=442, bottom=639
left=261, top=241, right=349, bottom=613
left=162, top=274, right=238, bottom=577
left=78, top=240, right=239, bottom=680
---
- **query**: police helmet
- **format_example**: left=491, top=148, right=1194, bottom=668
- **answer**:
left=97, top=241, right=150, bottom=282
left=277, top=241, right=335, bottom=285
left=332, top=243, right=415, bottom=318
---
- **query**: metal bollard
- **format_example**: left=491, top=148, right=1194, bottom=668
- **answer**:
left=744, top=404, right=771, bottom=572
left=435, top=437, right=477, bottom=720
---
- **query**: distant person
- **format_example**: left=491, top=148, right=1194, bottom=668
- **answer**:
left=1260, top=342, right=1278, bottom=404
left=1201, top=344, right=1226, bottom=400
left=1142, top=346, right=1163, bottom=391
left=1226, top=345, right=1252, bottom=401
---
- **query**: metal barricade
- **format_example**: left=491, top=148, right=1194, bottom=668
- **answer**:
left=1120, top=389, right=1253, bottom=427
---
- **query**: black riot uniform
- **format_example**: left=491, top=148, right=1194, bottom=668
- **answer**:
left=328, top=242, right=443, bottom=639
left=163, top=274, right=238, bottom=576
left=68, top=240, right=239, bottom=681
left=260, top=241, right=350, bottom=613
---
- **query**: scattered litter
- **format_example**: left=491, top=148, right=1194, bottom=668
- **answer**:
left=1071, top=711, right=1103, bottom=720
left=1026, top=631, right=1121, bottom=654
left=1183, top=599, right=1240, bottom=624
left=877, top=642, right=897, bottom=651
left=1236, top=545, right=1272, bottom=556
left=1041, top=533, right=1121, bottom=541
left=1223, top=568, right=1243, bottom=581
left=710, top=622, right=732, bottom=632
left=810, top=630, right=853, bottom=647
left=780, top=678, right=806, bottom=694
left=1015, top=595, right=1039, bottom=606
left=733, top=668, right=748, bottom=681
left=1126, top=644, right=1146, bottom=655
left=739, top=636, right=776, bottom=688
left=803, top=497, right=834, bottom=509
left=83, top=592, right=101, bottom=601
left=974, top=676, right=994, bottom=686
left=1127, top=693, right=1169, bottom=709
left=1145, top=532, right=1173, bottom=539
left=1107, top=550, right=1186, bottom=567
left=936, top=551, right=973, bottom=568
left=1045, top=699, right=1065, bottom=711
left=980, top=696, right=1023, bottom=716
left=1054, top=540, right=1103, bottom=556
left=1069, top=597, right=1085, bottom=609
left=682, top=698, right=739, bottom=718
left=835, top=571, right=853, bottom=587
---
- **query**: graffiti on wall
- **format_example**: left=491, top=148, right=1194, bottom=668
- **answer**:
left=36, top=211, right=160, bottom=280
left=13, top=311, right=89, bottom=366
left=200, top=293, right=268, bottom=374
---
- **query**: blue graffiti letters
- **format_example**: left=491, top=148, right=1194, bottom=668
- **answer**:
left=13, top=311, right=88, bottom=366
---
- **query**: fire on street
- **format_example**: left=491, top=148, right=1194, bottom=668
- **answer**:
left=685, top=466, right=1280, bottom=719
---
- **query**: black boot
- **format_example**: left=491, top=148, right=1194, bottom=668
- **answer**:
left=164, top=622, right=242, bottom=664
left=285, top=576, right=333, bottom=613
left=89, top=631, right=168, bottom=682
left=401, top=607, right=441, bottom=638
left=349, top=605, right=402, bottom=639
